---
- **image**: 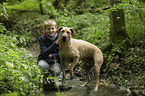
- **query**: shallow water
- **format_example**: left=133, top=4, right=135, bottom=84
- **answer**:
left=43, top=76, right=128, bottom=96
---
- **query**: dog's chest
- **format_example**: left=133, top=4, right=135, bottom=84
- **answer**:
left=60, top=46, right=79, bottom=62
left=61, top=52, right=76, bottom=63
left=61, top=49, right=78, bottom=57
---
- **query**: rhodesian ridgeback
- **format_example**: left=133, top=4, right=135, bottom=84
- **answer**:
left=58, top=27, right=103, bottom=91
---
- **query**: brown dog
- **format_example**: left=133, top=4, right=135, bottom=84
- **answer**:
left=58, top=27, right=103, bottom=91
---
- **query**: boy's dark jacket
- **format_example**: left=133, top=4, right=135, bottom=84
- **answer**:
left=38, top=32, right=60, bottom=64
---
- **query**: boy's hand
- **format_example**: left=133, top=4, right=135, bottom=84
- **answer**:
left=48, top=54, right=51, bottom=58
left=56, top=36, right=62, bottom=45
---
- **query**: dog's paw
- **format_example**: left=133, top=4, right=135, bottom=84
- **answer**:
left=70, top=77, right=74, bottom=80
left=81, top=81, right=88, bottom=86
left=59, top=85, right=73, bottom=91
left=93, top=86, right=99, bottom=91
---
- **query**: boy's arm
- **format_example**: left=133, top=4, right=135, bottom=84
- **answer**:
left=50, top=53, right=59, bottom=59
left=39, top=37, right=58, bottom=58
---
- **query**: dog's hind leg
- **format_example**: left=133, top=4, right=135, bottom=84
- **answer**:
left=94, top=64, right=100, bottom=91
left=81, top=62, right=92, bottom=86
left=93, top=54, right=103, bottom=91
left=94, top=61, right=102, bottom=91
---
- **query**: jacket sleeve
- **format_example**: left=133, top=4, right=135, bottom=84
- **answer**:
left=39, top=37, right=58, bottom=58
left=50, top=53, right=59, bottom=59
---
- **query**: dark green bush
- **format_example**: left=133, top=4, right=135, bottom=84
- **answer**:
left=0, top=34, right=44, bottom=96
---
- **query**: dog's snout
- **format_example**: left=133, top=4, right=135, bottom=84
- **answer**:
left=63, top=35, right=66, bottom=38
left=62, top=35, right=67, bottom=41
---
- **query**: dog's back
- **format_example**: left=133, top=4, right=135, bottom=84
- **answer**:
left=72, top=39, right=102, bottom=60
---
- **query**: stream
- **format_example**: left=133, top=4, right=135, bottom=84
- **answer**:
left=43, top=76, right=129, bottom=96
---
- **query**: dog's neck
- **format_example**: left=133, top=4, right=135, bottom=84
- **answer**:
left=60, top=38, right=72, bottom=49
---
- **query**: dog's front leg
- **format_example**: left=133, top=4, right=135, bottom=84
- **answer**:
left=60, top=57, right=66, bottom=86
left=70, top=57, right=79, bottom=79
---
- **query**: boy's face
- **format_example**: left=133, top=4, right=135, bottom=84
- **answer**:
left=45, top=25, right=57, bottom=36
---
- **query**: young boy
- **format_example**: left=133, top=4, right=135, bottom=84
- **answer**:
left=38, top=19, right=72, bottom=91
left=37, top=19, right=61, bottom=89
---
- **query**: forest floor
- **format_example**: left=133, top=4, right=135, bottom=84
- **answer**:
left=26, top=42, right=40, bottom=59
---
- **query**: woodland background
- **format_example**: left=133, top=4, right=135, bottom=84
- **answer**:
left=0, top=0, right=144, bottom=96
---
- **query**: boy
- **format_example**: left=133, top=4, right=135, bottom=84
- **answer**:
left=37, top=19, right=61, bottom=90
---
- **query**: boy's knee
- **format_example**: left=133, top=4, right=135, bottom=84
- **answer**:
left=38, top=60, right=49, bottom=69
left=50, top=63, right=61, bottom=76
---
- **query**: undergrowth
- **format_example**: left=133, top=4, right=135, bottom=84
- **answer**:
left=0, top=34, right=44, bottom=96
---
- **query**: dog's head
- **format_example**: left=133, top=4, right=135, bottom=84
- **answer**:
left=58, top=27, right=76, bottom=42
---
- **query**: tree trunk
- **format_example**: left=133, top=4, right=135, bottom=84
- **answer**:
left=103, top=0, right=132, bottom=56
left=0, top=0, right=6, bottom=4
left=53, top=0, right=59, bottom=9
left=101, top=0, right=132, bottom=74
left=77, top=0, right=83, bottom=8
left=39, top=0, right=43, bottom=15
left=64, top=0, right=68, bottom=7
left=110, top=9, right=130, bottom=45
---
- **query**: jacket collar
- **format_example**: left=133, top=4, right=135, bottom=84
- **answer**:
left=43, top=32, right=58, bottom=41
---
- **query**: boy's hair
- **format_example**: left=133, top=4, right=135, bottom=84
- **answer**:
left=44, top=19, right=57, bottom=29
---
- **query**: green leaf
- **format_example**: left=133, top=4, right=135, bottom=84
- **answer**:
left=1, top=92, right=19, bottom=96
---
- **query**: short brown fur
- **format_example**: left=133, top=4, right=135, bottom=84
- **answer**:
left=58, top=27, right=103, bottom=91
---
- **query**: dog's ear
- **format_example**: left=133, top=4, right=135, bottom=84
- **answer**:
left=70, top=28, right=76, bottom=36
left=58, top=27, right=63, bottom=32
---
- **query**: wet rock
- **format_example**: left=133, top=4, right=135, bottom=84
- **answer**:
left=119, top=86, right=132, bottom=96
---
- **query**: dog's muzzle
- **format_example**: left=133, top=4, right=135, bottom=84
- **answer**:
left=62, top=35, right=67, bottom=41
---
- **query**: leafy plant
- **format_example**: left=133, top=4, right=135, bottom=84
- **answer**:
left=7, top=0, right=39, bottom=11
left=8, top=12, right=50, bottom=47
left=0, top=34, right=44, bottom=96
left=0, top=3, right=8, bottom=33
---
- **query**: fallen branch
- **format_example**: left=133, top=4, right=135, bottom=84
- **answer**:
left=75, top=5, right=110, bottom=14
left=11, top=9, right=40, bottom=13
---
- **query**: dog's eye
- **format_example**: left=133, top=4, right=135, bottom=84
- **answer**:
left=61, top=30, right=65, bottom=33
left=67, top=31, right=70, bottom=34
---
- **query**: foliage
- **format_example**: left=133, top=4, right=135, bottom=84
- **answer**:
left=113, top=0, right=145, bottom=44
left=41, top=0, right=56, bottom=14
left=0, top=23, right=6, bottom=33
left=52, top=0, right=110, bottom=11
left=0, top=3, right=8, bottom=19
left=8, top=13, right=50, bottom=47
left=7, top=0, right=40, bottom=10
left=0, top=34, right=44, bottom=96
left=123, top=1, right=145, bottom=44
left=56, top=12, right=110, bottom=49
left=6, top=0, right=56, bottom=15
left=0, top=3, right=8, bottom=33
left=103, top=44, right=145, bottom=95
left=101, top=1, right=145, bottom=95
